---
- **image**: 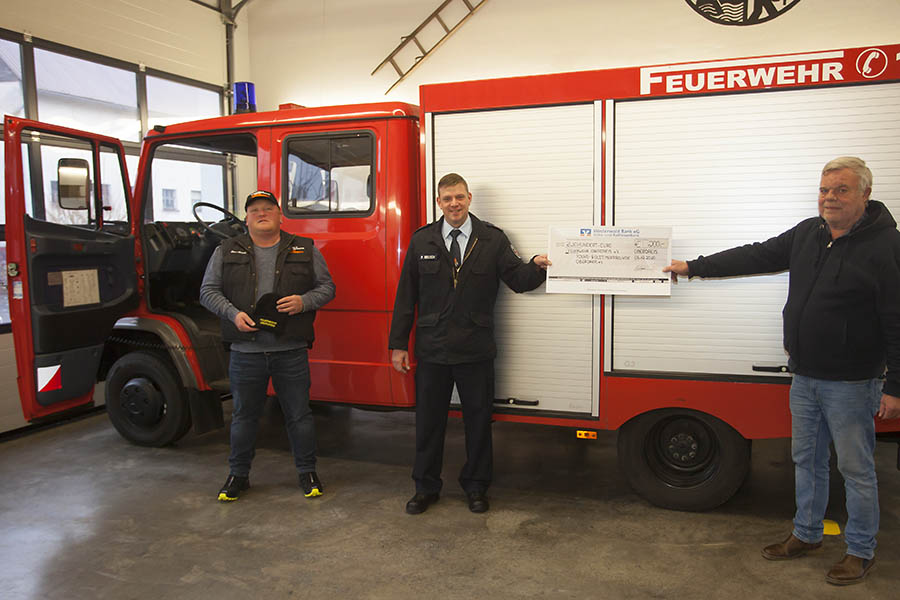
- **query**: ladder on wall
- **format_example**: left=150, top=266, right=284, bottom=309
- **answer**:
left=372, top=0, right=489, bottom=94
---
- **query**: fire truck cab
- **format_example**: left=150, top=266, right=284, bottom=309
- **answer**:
left=4, top=101, right=421, bottom=448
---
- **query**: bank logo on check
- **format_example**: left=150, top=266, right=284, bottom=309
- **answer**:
left=580, top=228, right=592, bottom=236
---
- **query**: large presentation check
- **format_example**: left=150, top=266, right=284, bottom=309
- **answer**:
left=546, top=226, right=672, bottom=295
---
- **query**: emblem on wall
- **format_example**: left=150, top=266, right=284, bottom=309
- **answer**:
left=685, top=0, right=802, bottom=26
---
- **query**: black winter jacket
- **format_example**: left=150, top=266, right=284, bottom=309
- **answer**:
left=389, top=214, right=547, bottom=364
left=687, top=200, right=900, bottom=395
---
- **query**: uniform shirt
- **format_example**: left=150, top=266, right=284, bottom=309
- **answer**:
left=441, top=215, right=473, bottom=263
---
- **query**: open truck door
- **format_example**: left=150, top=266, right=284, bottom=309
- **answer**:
left=4, top=117, right=138, bottom=423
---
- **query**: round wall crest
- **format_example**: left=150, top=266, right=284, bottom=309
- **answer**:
left=685, top=0, right=803, bottom=26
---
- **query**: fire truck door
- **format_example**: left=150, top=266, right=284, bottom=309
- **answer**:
left=4, top=117, right=138, bottom=421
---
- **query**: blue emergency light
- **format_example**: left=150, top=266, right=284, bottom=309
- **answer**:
left=233, top=82, right=256, bottom=113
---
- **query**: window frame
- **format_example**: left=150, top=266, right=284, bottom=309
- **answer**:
left=281, top=129, right=377, bottom=219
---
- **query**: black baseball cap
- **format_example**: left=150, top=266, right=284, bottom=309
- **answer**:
left=245, top=190, right=279, bottom=211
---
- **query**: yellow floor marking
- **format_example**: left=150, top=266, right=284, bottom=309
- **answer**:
left=823, top=519, right=841, bottom=536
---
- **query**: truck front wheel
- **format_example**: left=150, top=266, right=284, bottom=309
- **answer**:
left=105, top=352, right=191, bottom=447
left=617, top=408, right=751, bottom=511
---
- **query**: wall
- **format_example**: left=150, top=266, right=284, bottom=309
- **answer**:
left=1, top=0, right=251, bottom=86
left=245, top=0, right=900, bottom=109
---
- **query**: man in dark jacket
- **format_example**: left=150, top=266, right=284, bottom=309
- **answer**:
left=390, top=173, right=550, bottom=515
left=664, top=157, right=900, bottom=586
left=200, top=190, right=335, bottom=502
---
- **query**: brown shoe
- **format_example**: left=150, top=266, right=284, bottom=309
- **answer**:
left=761, top=533, right=823, bottom=560
left=825, top=554, right=875, bottom=586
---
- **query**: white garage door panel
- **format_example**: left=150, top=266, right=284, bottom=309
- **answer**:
left=613, top=83, right=900, bottom=376
left=433, top=104, right=595, bottom=414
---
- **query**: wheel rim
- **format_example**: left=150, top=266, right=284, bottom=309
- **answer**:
left=119, top=376, right=166, bottom=428
left=644, top=415, right=719, bottom=488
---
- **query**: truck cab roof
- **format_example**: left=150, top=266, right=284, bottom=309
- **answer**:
left=145, top=101, right=420, bottom=139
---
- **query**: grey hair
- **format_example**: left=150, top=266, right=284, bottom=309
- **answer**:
left=822, top=156, right=872, bottom=192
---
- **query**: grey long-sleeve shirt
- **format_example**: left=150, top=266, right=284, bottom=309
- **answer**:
left=199, top=241, right=336, bottom=352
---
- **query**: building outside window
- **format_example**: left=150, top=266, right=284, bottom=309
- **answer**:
left=162, top=188, right=177, bottom=212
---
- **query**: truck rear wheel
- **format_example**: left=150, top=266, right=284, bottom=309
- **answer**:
left=105, top=352, right=191, bottom=447
left=617, top=408, right=751, bottom=511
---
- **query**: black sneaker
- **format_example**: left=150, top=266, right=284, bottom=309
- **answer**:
left=299, top=471, right=324, bottom=498
left=217, top=474, right=250, bottom=502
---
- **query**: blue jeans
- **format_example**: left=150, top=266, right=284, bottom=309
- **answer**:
left=228, top=348, right=316, bottom=477
left=790, top=374, right=881, bottom=559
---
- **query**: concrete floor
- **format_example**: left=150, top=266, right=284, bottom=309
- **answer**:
left=0, top=403, right=898, bottom=600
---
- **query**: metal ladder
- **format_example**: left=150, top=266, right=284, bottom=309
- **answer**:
left=372, top=0, right=489, bottom=94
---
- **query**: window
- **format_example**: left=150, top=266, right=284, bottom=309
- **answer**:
left=35, top=49, right=140, bottom=141
left=18, top=129, right=129, bottom=231
left=151, top=159, right=224, bottom=221
left=146, top=134, right=255, bottom=223
left=147, top=76, right=222, bottom=130
left=99, top=144, right=130, bottom=227
left=162, top=189, right=177, bottom=212
left=0, top=37, right=24, bottom=118
left=284, top=132, right=374, bottom=216
left=0, top=38, right=24, bottom=230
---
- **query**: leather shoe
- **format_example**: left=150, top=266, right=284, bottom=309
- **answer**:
left=761, top=533, right=822, bottom=560
left=826, top=554, right=875, bottom=586
left=467, top=491, right=489, bottom=513
left=405, top=492, right=439, bottom=515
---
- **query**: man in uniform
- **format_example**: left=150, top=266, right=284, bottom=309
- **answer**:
left=664, top=157, right=900, bottom=585
left=389, top=173, right=550, bottom=514
left=200, top=190, right=336, bottom=502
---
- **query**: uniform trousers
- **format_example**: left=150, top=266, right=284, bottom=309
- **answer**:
left=413, top=360, right=494, bottom=495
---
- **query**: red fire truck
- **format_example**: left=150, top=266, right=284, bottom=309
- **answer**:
left=6, top=43, right=900, bottom=511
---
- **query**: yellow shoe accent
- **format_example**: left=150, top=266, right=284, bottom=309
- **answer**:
left=304, top=488, right=323, bottom=498
left=218, top=492, right=238, bottom=502
left=823, top=519, right=841, bottom=536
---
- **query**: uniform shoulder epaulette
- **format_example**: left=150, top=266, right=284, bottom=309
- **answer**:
left=483, top=220, right=503, bottom=232
left=413, top=221, right=438, bottom=235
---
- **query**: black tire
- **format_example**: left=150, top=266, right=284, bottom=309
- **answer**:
left=105, top=352, right=191, bottom=447
left=617, top=408, right=751, bottom=511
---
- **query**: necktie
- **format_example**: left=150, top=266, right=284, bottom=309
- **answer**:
left=450, top=229, right=462, bottom=271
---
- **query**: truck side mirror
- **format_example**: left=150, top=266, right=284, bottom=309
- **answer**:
left=57, top=158, right=90, bottom=210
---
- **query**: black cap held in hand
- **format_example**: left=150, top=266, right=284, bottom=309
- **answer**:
left=245, top=190, right=279, bottom=211
left=251, top=292, right=285, bottom=334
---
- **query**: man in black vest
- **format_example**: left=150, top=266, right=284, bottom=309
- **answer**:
left=200, top=190, right=335, bottom=502
left=389, top=173, right=550, bottom=515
